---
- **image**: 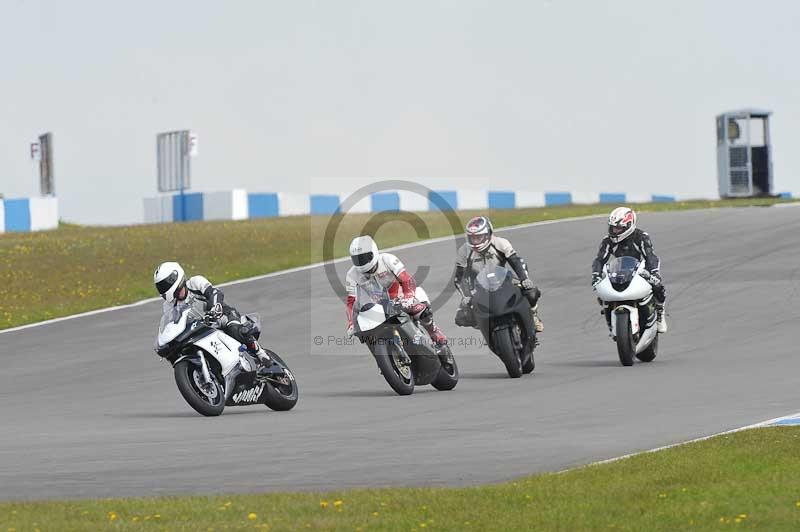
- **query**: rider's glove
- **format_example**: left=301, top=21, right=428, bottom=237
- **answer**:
left=205, top=303, right=223, bottom=321
left=346, top=323, right=355, bottom=338
left=400, top=297, right=426, bottom=316
left=591, top=272, right=601, bottom=286
left=648, top=272, right=662, bottom=286
left=520, top=278, right=535, bottom=291
left=460, top=296, right=472, bottom=308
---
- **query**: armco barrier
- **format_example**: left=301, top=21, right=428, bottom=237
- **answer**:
left=142, top=189, right=732, bottom=224
left=0, top=197, right=59, bottom=234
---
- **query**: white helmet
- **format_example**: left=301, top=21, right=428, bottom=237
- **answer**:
left=349, top=235, right=380, bottom=274
left=154, top=261, right=186, bottom=302
left=608, top=207, right=637, bottom=243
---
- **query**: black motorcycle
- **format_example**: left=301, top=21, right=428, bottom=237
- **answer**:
left=353, top=279, right=459, bottom=395
left=468, top=265, right=536, bottom=378
left=155, top=302, right=298, bottom=416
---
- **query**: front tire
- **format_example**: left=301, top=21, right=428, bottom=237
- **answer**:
left=174, top=359, right=225, bottom=417
left=261, top=351, right=299, bottom=411
left=615, top=313, right=635, bottom=367
left=494, top=327, right=522, bottom=378
left=374, top=342, right=415, bottom=395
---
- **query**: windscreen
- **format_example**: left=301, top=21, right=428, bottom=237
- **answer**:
left=607, top=256, right=640, bottom=285
left=475, top=265, right=511, bottom=292
left=158, top=300, right=204, bottom=334
left=355, top=277, right=389, bottom=312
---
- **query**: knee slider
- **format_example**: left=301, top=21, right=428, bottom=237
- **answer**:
left=419, top=306, right=433, bottom=325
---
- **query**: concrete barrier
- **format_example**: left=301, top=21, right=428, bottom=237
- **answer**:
left=0, top=197, right=59, bottom=234
left=142, top=188, right=719, bottom=224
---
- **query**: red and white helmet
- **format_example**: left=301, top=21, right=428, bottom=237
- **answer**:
left=466, top=216, right=493, bottom=252
left=608, top=207, right=637, bottom=243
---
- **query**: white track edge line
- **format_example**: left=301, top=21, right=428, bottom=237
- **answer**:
left=0, top=213, right=606, bottom=335
left=556, top=411, right=800, bottom=475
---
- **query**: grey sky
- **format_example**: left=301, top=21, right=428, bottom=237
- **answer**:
left=1, top=0, right=798, bottom=224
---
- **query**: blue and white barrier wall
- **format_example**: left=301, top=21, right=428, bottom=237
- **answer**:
left=143, top=189, right=702, bottom=223
left=0, top=197, right=59, bottom=234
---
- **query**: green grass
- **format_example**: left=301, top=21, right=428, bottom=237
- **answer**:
left=0, top=197, right=791, bottom=330
left=2, top=427, right=799, bottom=530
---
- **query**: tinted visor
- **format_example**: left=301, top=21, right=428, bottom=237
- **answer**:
left=609, top=224, right=629, bottom=236
left=156, top=271, right=179, bottom=295
left=468, top=233, right=490, bottom=247
left=352, top=252, right=374, bottom=267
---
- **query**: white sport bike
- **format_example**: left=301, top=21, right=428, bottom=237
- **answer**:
left=155, top=301, right=298, bottom=416
left=593, top=256, right=659, bottom=366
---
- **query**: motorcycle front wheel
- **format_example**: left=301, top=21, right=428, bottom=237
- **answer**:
left=494, top=327, right=522, bottom=378
left=615, top=313, right=636, bottom=367
left=174, top=359, right=225, bottom=417
left=374, top=342, right=415, bottom=395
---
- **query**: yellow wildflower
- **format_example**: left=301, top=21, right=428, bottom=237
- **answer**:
left=334, top=500, right=343, bottom=507
left=248, top=513, right=257, bottom=520
left=320, top=501, right=329, bottom=509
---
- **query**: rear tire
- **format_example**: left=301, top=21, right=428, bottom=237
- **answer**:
left=636, top=333, right=658, bottom=362
left=261, top=351, right=299, bottom=411
left=174, top=360, right=225, bottom=417
left=374, top=343, right=415, bottom=395
left=615, top=313, right=635, bottom=367
left=522, top=349, right=535, bottom=374
left=431, top=346, right=459, bottom=391
left=494, top=328, right=522, bottom=378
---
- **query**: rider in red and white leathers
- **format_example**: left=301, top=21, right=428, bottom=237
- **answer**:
left=344, top=235, right=447, bottom=345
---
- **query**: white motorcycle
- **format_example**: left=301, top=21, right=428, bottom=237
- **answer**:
left=593, top=256, right=659, bottom=366
left=155, top=301, right=298, bottom=416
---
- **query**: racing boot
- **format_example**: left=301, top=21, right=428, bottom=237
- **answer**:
left=531, top=305, right=544, bottom=334
left=655, top=303, right=668, bottom=334
left=420, top=317, right=447, bottom=346
left=244, top=341, right=282, bottom=378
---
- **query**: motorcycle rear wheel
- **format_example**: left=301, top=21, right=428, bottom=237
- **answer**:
left=261, top=351, right=299, bottom=411
left=431, top=346, right=459, bottom=391
left=636, top=333, right=658, bottom=362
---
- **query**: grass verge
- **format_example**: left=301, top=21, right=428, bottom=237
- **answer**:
left=2, top=426, right=799, bottom=530
left=0, top=197, right=791, bottom=330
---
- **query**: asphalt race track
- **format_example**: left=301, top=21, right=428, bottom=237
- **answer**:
left=2, top=207, right=800, bottom=500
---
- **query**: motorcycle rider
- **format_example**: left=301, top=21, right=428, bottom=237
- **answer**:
left=345, top=235, right=448, bottom=346
left=453, top=216, right=544, bottom=333
left=153, top=262, right=277, bottom=377
left=591, top=207, right=668, bottom=333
